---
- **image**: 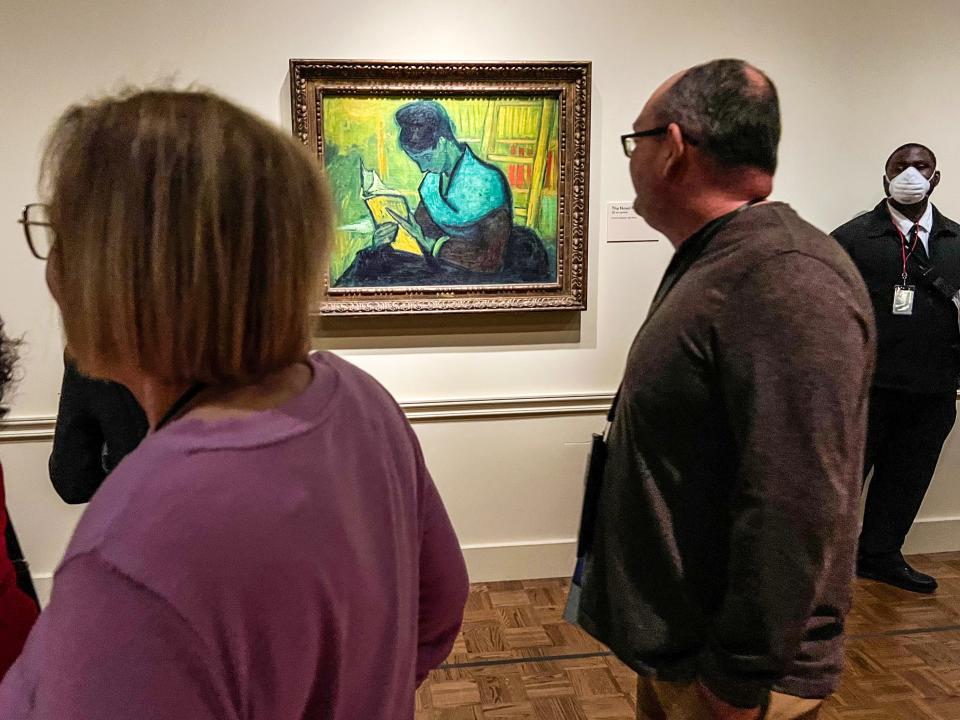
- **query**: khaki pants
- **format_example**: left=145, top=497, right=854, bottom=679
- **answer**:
left=636, top=678, right=822, bottom=720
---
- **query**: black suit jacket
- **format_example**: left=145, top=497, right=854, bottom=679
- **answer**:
left=832, top=201, right=960, bottom=394
left=49, top=358, right=149, bottom=504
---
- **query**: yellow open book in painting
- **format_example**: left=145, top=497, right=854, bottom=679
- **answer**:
left=360, top=163, right=422, bottom=256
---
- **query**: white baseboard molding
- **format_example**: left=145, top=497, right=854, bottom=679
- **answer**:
left=902, top=516, right=960, bottom=555
left=28, top=544, right=579, bottom=607
left=460, top=539, right=576, bottom=583
left=27, top=519, right=960, bottom=603
left=459, top=517, right=960, bottom=584
left=30, top=573, right=52, bottom=609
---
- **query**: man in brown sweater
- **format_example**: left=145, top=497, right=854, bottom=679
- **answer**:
left=577, top=59, right=876, bottom=719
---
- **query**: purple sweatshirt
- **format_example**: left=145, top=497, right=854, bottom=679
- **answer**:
left=0, top=352, right=468, bottom=719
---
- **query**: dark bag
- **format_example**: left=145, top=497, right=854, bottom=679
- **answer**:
left=563, top=391, right=619, bottom=624
left=574, top=398, right=618, bottom=559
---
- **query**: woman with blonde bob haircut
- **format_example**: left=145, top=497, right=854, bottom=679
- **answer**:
left=0, top=90, right=468, bottom=720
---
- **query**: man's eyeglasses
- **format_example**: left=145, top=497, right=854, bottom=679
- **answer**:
left=621, top=126, right=700, bottom=157
left=18, top=203, right=54, bottom=260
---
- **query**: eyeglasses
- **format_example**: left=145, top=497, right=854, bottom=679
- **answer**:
left=621, top=126, right=700, bottom=157
left=18, top=203, right=55, bottom=260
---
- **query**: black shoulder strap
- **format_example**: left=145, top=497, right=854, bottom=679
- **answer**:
left=607, top=386, right=621, bottom=423
left=909, top=253, right=959, bottom=302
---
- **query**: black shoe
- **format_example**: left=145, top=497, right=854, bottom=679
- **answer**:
left=856, top=554, right=938, bottom=594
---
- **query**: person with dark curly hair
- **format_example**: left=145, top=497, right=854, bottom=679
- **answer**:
left=0, top=319, right=39, bottom=679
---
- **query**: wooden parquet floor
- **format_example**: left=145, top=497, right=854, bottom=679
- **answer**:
left=417, top=552, right=960, bottom=719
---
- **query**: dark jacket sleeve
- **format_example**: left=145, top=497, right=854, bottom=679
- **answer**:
left=700, top=253, right=875, bottom=708
left=49, top=360, right=108, bottom=504
left=830, top=223, right=854, bottom=254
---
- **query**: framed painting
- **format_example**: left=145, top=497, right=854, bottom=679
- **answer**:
left=290, top=60, right=591, bottom=315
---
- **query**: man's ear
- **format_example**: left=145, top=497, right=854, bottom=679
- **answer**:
left=661, top=122, right=687, bottom=178
left=929, top=170, right=941, bottom=195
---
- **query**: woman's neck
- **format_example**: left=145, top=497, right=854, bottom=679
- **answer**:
left=118, top=360, right=313, bottom=430
left=186, top=362, right=312, bottom=423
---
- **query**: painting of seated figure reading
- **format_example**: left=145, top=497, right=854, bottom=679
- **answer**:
left=290, top=60, right=590, bottom=315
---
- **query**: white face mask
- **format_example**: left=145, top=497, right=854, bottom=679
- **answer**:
left=887, top=166, right=932, bottom=205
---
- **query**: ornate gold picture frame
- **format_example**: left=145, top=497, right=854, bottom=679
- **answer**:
left=290, top=60, right=591, bottom=315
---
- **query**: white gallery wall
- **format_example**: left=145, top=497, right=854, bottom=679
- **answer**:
left=2, top=0, right=960, bottom=604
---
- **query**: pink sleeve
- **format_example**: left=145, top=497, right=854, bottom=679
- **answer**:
left=415, top=467, right=469, bottom=685
left=0, top=552, right=233, bottom=720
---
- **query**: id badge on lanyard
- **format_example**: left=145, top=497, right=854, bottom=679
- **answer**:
left=890, top=211, right=920, bottom=316
left=893, top=284, right=915, bottom=315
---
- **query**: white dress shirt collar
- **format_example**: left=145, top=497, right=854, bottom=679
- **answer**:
left=887, top=200, right=934, bottom=253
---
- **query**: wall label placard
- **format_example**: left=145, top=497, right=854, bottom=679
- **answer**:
left=606, top=201, right=659, bottom=243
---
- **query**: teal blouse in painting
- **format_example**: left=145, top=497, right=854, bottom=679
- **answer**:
left=417, top=146, right=511, bottom=236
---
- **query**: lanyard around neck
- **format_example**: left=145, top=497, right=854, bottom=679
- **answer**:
left=154, top=383, right=206, bottom=431
left=887, top=207, right=922, bottom=285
